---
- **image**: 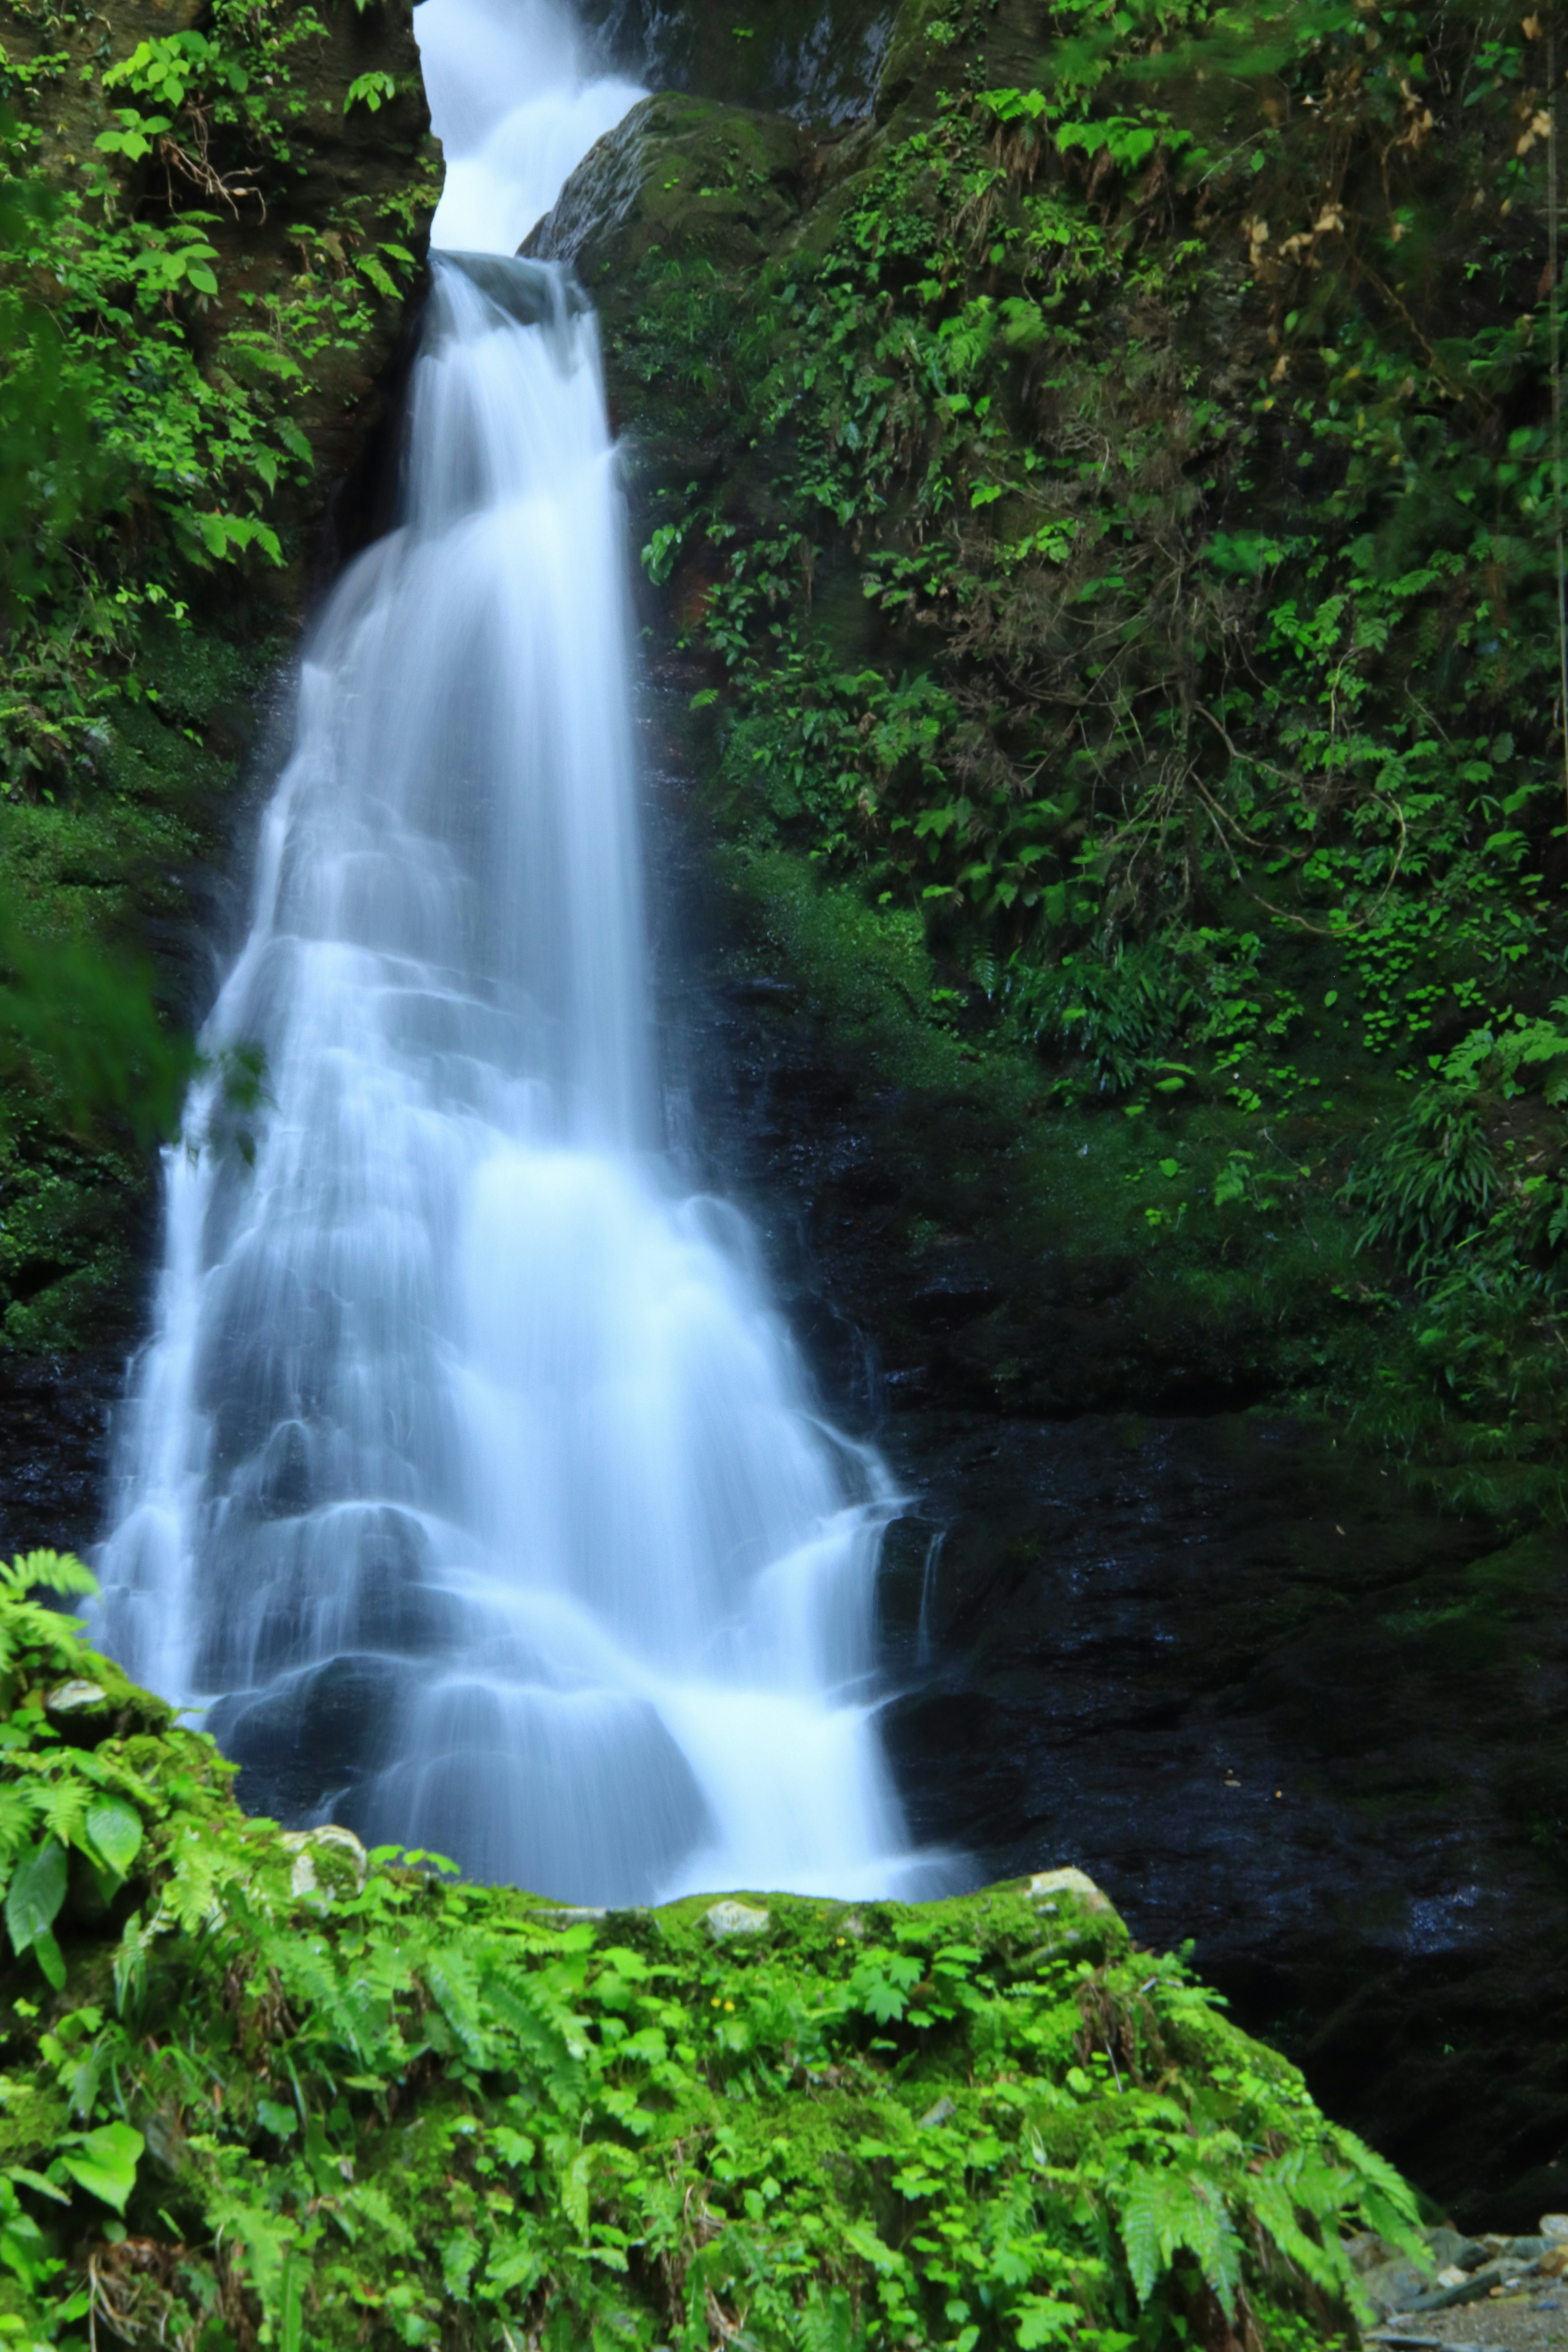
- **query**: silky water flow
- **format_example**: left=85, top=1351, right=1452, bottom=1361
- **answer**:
left=94, top=0, right=931, bottom=1905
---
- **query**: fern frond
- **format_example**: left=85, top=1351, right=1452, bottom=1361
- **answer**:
left=1329, top=2123, right=1422, bottom=2240
left=0, top=1785, right=43, bottom=1866
left=1248, top=2162, right=1345, bottom=2296
left=6, top=1551, right=99, bottom=1600
left=1116, top=2165, right=1244, bottom=2308
left=36, top=1778, right=88, bottom=1846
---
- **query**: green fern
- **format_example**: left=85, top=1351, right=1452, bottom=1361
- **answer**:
left=0, top=1551, right=100, bottom=1678
left=1346, top=1086, right=1498, bottom=1280
left=1116, top=2160, right=1245, bottom=2307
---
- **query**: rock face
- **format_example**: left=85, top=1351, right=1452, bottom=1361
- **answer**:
left=577, top=0, right=895, bottom=125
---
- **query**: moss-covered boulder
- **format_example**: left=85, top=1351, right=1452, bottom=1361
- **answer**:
left=0, top=1557, right=1421, bottom=2350
left=528, top=93, right=810, bottom=287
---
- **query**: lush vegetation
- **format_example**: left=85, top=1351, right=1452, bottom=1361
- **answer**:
left=613, top=0, right=1568, bottom=1526
left=0, top=0, right=433, bottom=1350
left=0, top=1556, right=1422, bottom=2352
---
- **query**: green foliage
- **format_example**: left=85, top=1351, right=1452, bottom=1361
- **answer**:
left=0, top=0, right=434, bottom=1289
left=0, top=922, right=198, bottom=1150
left=345, top=68, right=400, bottom=113
left=0, top=1562, right=1419, bottom=2351
left=621, top=0, right=1568, bottom=1517
left=1347, top=1089, right=1499, bottom=1280
left=1008, top=943, right=1191, bottom=1094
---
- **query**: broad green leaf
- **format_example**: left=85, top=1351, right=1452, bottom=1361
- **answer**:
left=6, top=1837, right=67, bottom=1957
left=85, top=1798, right=143, bottom=1879
left=58, top=2122, right=143, bottom=2214
left=6, top=2168, right=69, bottom=2205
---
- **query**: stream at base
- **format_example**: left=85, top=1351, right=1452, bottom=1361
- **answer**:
left=93, top=0, right=933, bottom=1906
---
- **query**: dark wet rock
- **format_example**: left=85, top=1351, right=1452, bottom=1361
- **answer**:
left=0, top=1350, right=125, bottom=1564
left=578, top=0, right=894, bottom=126
left=1406, top=2274, right=1498, bottom=2314
left=208, top=1652, right=407, bottom=1823
left=1425, top=2232, right=1490, bottom=2274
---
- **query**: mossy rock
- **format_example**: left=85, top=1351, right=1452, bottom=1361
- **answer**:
left=0, top=1573, right=1421, bottom=2350
left=528, top=92, right=811, bottom=285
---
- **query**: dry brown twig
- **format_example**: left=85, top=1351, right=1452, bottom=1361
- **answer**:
left=158, top=109, right=265, bottom=222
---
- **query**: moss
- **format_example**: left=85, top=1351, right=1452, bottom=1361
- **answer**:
left=530, top=91, right=811, bottom=284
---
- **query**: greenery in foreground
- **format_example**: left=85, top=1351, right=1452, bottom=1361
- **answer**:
left=0, top=1557, right=1421, bottom=2352
left=619, top=0, right=1568, bottom=1521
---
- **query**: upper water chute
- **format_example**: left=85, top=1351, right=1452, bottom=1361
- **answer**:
left=94, top=0, right=929, bottom=1905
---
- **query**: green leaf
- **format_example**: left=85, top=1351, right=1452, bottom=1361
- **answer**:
left=1017, top=2300, right=1075, bottom=2349
left=85, top=1798, right=143, bottom=1880
left=7, top=1838, right=67, bottom=1958
left=58, top=2123, right=143, bottom=2214
left=281, top=2248, right=306, bottom=2352
left=257, top=2099, right=298, bottom=2138
left=6, top=2168, right=70, bottom=2206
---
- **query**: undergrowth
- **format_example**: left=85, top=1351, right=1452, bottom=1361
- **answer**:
left=0, top=0, right=435, bottom=1346
left=616, top=0, right=1568, bottom=1519
left=0, top=1558, right=1422, bottom=2352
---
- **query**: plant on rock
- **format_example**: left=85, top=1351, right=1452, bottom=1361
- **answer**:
left=0, top=1556, right=1421, bottom=2350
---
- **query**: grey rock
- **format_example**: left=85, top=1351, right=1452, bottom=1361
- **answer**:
left=1422, top=2228, right=1486, bottom=2273
left=45, top=1679, right=108, bottom=1715
left=705, top=1900, right=769, bottom=1939
left=919, top=2097, right=956, bottom=2129
left=1027, top=1866, right=1114, bottom=1915
left=280, top=1824, right=369, bottom=1899
left=1361, top=2260, right=1437, bottom=2317
left=1406, top=2258, right=1518, bottom=2314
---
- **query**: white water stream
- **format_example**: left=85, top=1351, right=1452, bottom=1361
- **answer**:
left=95, top=0, right=925, bottom=1904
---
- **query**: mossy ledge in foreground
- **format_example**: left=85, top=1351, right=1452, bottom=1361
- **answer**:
left=0, top=1555, right=1419, bottom=2352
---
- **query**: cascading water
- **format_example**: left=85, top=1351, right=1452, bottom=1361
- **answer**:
left=94, top=0, right=929, bottom=1905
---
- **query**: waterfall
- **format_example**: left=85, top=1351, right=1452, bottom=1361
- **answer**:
left=94, top=0, right=927, bottom=1905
